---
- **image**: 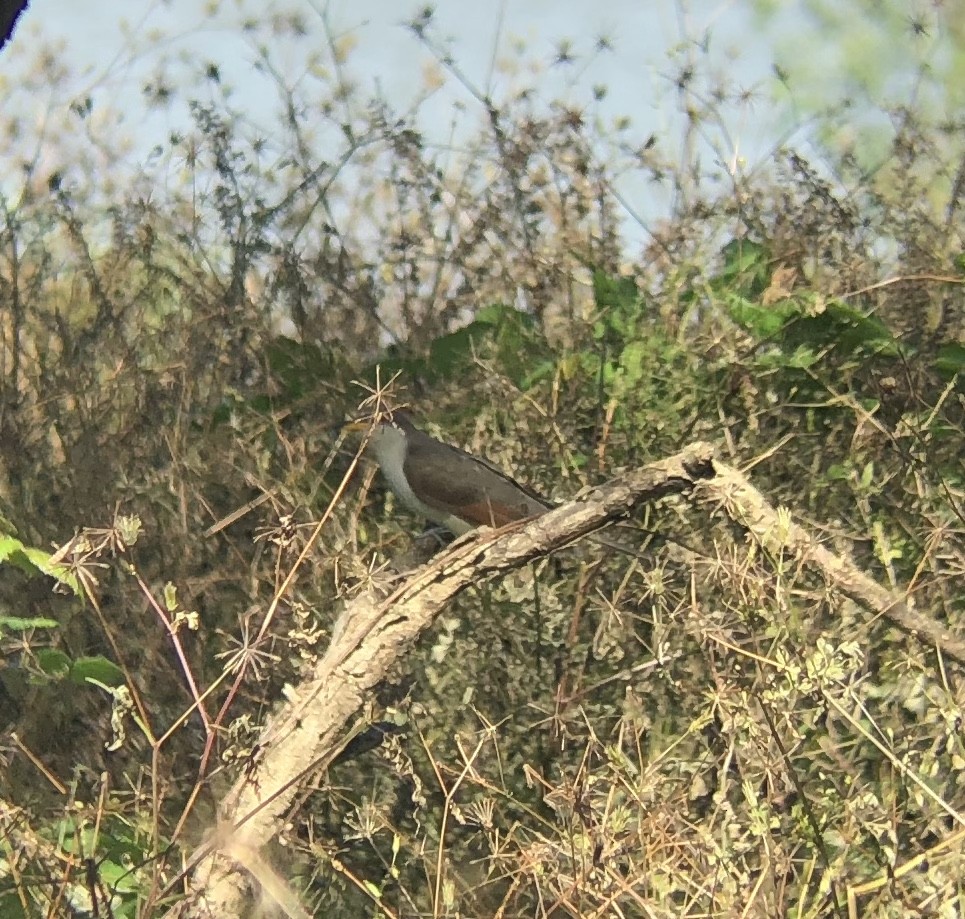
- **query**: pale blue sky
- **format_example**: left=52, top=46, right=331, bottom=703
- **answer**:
left=5, top=0, right=952, bottom=224
left=18, top=0, right=767, bottom=119
left=5, top=0, right=783, bottom=226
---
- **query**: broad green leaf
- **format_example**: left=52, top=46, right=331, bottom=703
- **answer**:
left=0, top=537, right=81, bottom=596
left=933, top=342, right=965, bottom=378
left=96, top=858, right=140, bottom=894
left=36, top=649, right=71, bottom=677
left=715, top=239, right=770, bottom=295
left=592, top=270, right=638, bottom=311
left=0, top=535, right=27, bottom=563
left=719, top=238, right=767, bottom=277
left=826, top=464, right=851, bottom=481
left=726, top=293, right=797, bottom=338
left=22, top=548, right=82, bottom=596
left=72, top=656, right=126, bottom=687
left=783, top=346, right=819, bottom=369
left=592, top=270, right=640, bottom=340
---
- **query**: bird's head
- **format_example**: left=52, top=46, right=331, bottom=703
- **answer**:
left=344, top=407, right=416, bottom=460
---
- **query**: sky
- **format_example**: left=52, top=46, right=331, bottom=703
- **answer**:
left=3, top=0, right=785, bottom=228
left=14, top=1, right=769, bottom=119
left=4, top=0, right=955, bottom=220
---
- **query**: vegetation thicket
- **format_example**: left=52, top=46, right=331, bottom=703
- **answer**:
left=0, top=3, right=962, bottom=916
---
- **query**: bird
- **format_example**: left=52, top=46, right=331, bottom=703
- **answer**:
left=346, top=410, right=552, bottom=536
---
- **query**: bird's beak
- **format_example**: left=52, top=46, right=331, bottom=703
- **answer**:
left=342, top=419, right=371, bottom=434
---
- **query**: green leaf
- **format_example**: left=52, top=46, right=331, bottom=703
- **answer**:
left=0, top=893, right=27, bottom=918
left=420, top=304, right=543, bottom=388
left=23, top=549, right=82, bottom=596
left=933, top=342, right=965, bottom=378
left=825, top=301, right=898, bottom=355
left=265, top=337, right=344, bottom=402
left=0, top=537, right=81, bottom=595
left=592, top=270, right=640, bottom=339
left=72, top=655, right=126, bottom=687
left=0, top=535, right=26, bottom=563
left=617, top=340, right=648, bottom=387
left=720, top=238, right=768, bottom=276
left=715, top=239, right=770, bottom=295
left=782, top=300, right=898, bottom=358
left=826, top=464, right=851, bottom=481
left=36, top=649, right=71, bottom=677
left=164, top=582, right=179, bottom=612
left=474, top=302, right=534, bottom=329
left=592, top=270, right=638, bottom=311
left=783, top=346, right=819, bottom=369
left=427, top=325, right=478, bottom=377
left=725, top=293, right=797, bottom=338
left=96, top=858, right=140, bottom=894
left=0, top=615, right=59, bottom=632
left=520, top=358, right=557, bottom=389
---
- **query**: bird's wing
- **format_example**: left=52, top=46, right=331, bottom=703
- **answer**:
left=403, top=434, right=550, bottom=528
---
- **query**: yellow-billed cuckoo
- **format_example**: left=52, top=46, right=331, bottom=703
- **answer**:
left=349, top=410, right=552, bottom=536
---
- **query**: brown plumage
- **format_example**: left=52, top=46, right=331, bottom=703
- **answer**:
left=356, top=411, right=550, bottom=535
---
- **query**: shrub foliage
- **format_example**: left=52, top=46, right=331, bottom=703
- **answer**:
left=0, top=6, right=963, bottom=917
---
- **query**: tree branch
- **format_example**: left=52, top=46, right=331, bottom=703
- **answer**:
left=700, top=460, right=965, bottom=664
left=166, top=442, right=716, bottom=917
left=168, top=441, right=963, bottom=916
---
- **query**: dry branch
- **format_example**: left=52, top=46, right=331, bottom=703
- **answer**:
left=167, top=442, right=962, bottom=916
left=703, top=460, right=965, bottom=664
left=167, top=442, right=715, bottom=917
